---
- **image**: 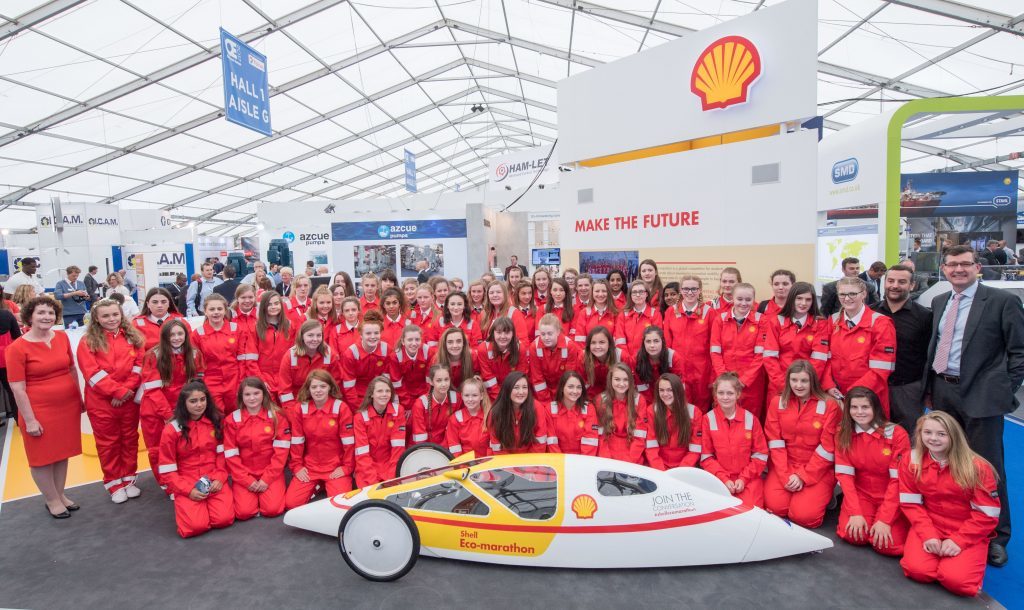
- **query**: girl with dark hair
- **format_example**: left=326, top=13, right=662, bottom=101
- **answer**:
left=606, top=269, right=627, bottom=309
left=411, top=364, right=461, bottom=445
left=658, top=282, right=680, bottom=315
left=764, top=361, right=841, bottom=528
left=134, top=287, right=182, bottom=350
left=632, top=326, right=683, bottom=405
left=532, top=268, right=552, bottom=309
left=352, top=376, right=407, bottom=487
left=157, top=381, right=233, bottom=538
left=328, top=296, right=361, bottom=355
left=277, top=319, right=338, bottom=408
left=379, top=287, right=409, bottom=350
left=331, top=272, right=356, bottom=298
left=138, top=319, right=204, bottom=494
left=476, top=316, right=528, bottom=402
left=540, top=278, right=575, bottom=338
left=650, top=373, right=704, bottom=468
left=513, top=281, right=537, bottom=342
left=548, top=371, right=592, bottom=454
left=446, top=378, right=491, bottom=457
left=615, top=280, right=662, bottom=355
left=246, top=291, right=294, bottom=400
left=435, top=291, right=483, bottom=348
left=77, top=299, right=146, bottom=503
left=430, top=277, right=450, bottom=310
left=285, top=370, right=355, bottom=509
left=573, top=279, right=618, bottom=347
left=430, top=327, right=477, bottom=387
left=488, top=372, right=555, bottom=454
left=638, top=259, right=664, bottom=307
left=529, top=314, right=582, bottom=403
left=663, top=275, right=714, bottom=410
left=834, top=386, right=910, bottom=556
left=711, top=267, right=742, bottom=313
left=192, top=294, right=252, bottom=414
left=581, top=363, right=662, bottom=467
left=224, top=377, right=290, bottom=519
left=580, top=325, right=629, bottom=402
left=699, top=372, right=768, bottom=507
left=759, top=269, right=795, bottom=317
left=762, top=281, right=829, bottom=399
left=339, top=311, right=390, bottom=407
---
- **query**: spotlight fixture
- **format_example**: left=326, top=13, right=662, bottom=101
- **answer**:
left=470, top=104, right=485, bottom=113
left=324, top=203, right=336, bottom=213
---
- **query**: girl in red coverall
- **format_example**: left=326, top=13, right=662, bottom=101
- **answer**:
left=76, top=299, right=145, bottom=502
left=488, top=372, right=556, bottom=454
left=246, top=291, right=294, bottom=401
left=513, top=282, right=537, bottom=343
left=430, top=327, right=477, bottom=387
left=133, top=288, right=182, bottom=350
left=532, top=268, right=552, bottom=309
left=548, top=371, right=591, bottom=454
left=709, top=282, right=766, bottom=420
left=638, top=259, right=664, bottom=308
left=278, top=320, right=340, bottom=408
left=581, top=363, right=662, bottom=468
left=434, top=291, right=483, bottom=349
left=223, top=377, right=290, bottom=519
left=572, top=279, right=618, bottom=347
left=306, top=286, right=335, bottom=330
left=633, top=326, right=684, bottom=405
left=340, top=311, right=391, bottom=408
left=835, top=387, right=911, bottom=556
left=662, top=275, right=714, bottom=411
left=467, top=280, right=486, bottom=322
left=409, top=284, right=439, bottom=340
left=359, top=273, right=381, bottom=313
left=476, top=317, right=528, bottom=402
left=389, top=325, right=430, bottom=413
left=410, top=364, right=461, bottom=445
left=540, top=278, right=575, bottom=341
left=380, top=288, right=409, bottom=351
left=650, top=373, right=704, bottom=469
left=764, top=360, right=841, bottom=528
left=529, top=314, right=581, bottom=404
left=761, top=282, right=829, bottom=400
left=285, top=370, right=355, bottom=508
left=328, top=296, right=361, bottom=355
left=699, top=372, right=768, bottom=507
left=445, top=378, right=491, bottom=458
left=711, top=267, right=741, bottom=312
left=137, top=319, right=204, bottom=493
left=899, top=411, right=1000, bottom=597
left=615, top=281, right=662, bottom=355
left=231, top=284, right=258, bottom=337
left=580, top=326, right=630, bottom=403
left=352, top=376, right=407, bottom=487
left=158, top=382, right=233, bottom=538
left=192, top=294, right=251, bottom=414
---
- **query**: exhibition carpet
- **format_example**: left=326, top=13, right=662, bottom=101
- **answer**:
left=982, top=415, right=1024, bottom=609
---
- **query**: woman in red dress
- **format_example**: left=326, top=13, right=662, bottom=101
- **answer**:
left=6, top=296, right=85, bottom=518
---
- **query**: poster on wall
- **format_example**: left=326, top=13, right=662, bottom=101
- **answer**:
left=827, top=170, right=1019, bottom=220
left=816, top=225, right=879, bottom=284
left=354, top=245, right=397, bottom=277
left=400, top=244, right=444, bottom=278
left=579, top=251, right=639, bottom=281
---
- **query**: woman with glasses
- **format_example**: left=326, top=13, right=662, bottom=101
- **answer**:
left=818, top=277, right=897, bottom=417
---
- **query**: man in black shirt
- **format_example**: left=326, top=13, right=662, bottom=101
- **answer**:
left=875, top=264, right=932, bottom=432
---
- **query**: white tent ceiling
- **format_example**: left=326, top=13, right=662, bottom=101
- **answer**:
left=1, top=0, right=1023, bottom=237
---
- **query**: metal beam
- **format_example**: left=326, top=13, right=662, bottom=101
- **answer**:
left=902, top=111, right=1022, bottom=140
left=445, top=19, right=602, bottom=68
left=0, top=0, right=87, bottom=42
left=883, top=0, right=1024, bottom=36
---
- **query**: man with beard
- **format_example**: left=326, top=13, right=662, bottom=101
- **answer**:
left=875, top=264, right=932, bottom=433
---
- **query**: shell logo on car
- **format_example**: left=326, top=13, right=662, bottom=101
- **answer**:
left=571, top=494, right=598, bottom=519
left=690, top=35, right=762, bottom=111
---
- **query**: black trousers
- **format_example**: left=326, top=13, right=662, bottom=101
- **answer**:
left=932, top=375, right=1011, bottom=546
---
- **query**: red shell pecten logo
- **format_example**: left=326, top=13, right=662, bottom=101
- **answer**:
left=690, top=35, right=762, bottom=111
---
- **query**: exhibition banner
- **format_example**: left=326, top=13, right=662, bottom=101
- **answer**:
left=826, top=170, right=1019, bottom=220
left=487, top=146, right=558, bottom=191
left=331, top=219, right=467, bottom=241
left=220, top=28, right=271, bottom=136
left=816, top=225, right=879, bottom=283
left=404, top=149, right=417, bottom=193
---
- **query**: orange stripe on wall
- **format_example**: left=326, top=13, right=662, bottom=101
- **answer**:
left=577, top=123, right=780, bottom=168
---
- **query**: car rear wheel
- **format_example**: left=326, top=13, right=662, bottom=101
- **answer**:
left=395, top=442, right=454, bottom=478
left=338, top=500, right=419, bottom=582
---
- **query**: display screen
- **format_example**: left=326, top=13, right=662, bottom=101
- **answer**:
left=532, top=248, right=561, bottom=265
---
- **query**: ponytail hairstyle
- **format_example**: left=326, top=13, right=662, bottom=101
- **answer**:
left=297, top=369, right=343, bottom=403
left=359, top=375, right=396, bottom=413
left=836, top=386, right=888, bottom=452
left=633, top=325, right=669, bottom=387
left=202, top=293, right=230, bottom=318
left=546, top=278, right=574, bottom=325
left=256, top=290, right=291, bottom=342
left=84, top=298, right=145, bottom=351
left=172, top=381, right=223, bottom=441
left=779, top=360, right=829, bottom=407
left=606, top=269, right=627, bottom=299
left=293, top=319, right=328, bottom=358
left=399, top=324, right=423, bottom=354
left=910, top=411, right=995, bottom=491
left=487, top=316, right=520, bottom=368
left=155, top=318, right=201, bottom=385
left=582, top=325, right=617, bottom=388
left=488, top=371, right=536, bottom=451
left=718, top=267, right=743, bottom=297
left=652, top=373, right=690, bottom=447
left=359, top=308, right=385, bottom=336
left=599, top=363, right=638, bottom=439
left=235, top=376, right=283, bottom=432
left=436, top=327, right=474, bottom=380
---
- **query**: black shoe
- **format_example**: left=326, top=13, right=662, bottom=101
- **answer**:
left=64, top=502, right=81, bottom=511
left=45, top=504, right=70, bottom=519
left=988, top=542, right=1008, bottom=567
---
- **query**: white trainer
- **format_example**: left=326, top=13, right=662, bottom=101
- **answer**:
left=124, top=482, right=141, bottom=498
left=111, top=488, right=128, bottom=504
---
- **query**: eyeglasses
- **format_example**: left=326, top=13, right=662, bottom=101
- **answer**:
left=942, top=261, right=976, bottom=269
left=631, top=290, right=648, bottom=296
left=838, top=292, right=862, bottom=299
left=680, top=287, right=700, bottom=293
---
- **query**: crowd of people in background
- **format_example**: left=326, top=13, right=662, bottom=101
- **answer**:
left=0, top=246, right=1021, bottom=597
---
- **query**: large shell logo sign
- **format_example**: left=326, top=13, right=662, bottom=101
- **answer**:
left=571, top=494, right=598, bottom=519
left=690, top=35, right=762, bottom=111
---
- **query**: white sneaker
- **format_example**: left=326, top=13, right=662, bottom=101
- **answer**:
left=124, top=482, right=141, bottom=498
left=111, top=488, right=128, bottom=504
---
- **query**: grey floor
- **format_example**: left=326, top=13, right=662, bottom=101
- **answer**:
left=0, top=431, right=1005, bottom=610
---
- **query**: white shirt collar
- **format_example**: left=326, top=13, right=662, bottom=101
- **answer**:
left=844, top=306, right=866, bottom=326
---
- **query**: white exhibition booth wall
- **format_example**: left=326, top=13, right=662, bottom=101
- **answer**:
left=558, top=0, right=819, bottom=300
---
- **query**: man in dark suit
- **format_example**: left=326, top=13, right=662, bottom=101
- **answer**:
left=821, top=256, right=876, bottom=316
left=213, top=264, right=240, bottom=302
left=923, top=245, right=1024, bottom=567
left=167, top=273, right=187, bottom=314
left=503, top=255, right=528, bottom=279
left=858, top=261, right=886, bottom=306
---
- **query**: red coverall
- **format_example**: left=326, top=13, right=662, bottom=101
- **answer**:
left=528, top=335, right=582, bottom=403
left=245, top=322, right=295, bottom=399
left=710, top=311, right=766, bottom=420
left=652, top=402, right=704, bottom=469
left=581, top=396, right=664, bottom=468
left=132, top=313, right=183, bottom=351
left=353, top=403, right=407, bottom=487
left=380, top=314, right=409, bottom=351
left=411, top=390, right=462, bottom=445
left=512, top=306, right=536, bottom=342
left=359, top=295, right=380, bottom=313
left=761, top=315, right=830, bottom=398
left=408, top=307, right=438, bottom=340
left=340, top=342, right=392, bottom=408
left=547, top=401, right=593, bottom=454
left=136, top=348, right=205, bottom=490
left=571, top=306, right=617, bottom=347
left=285, top=399, right=355, bottom=509
left=476, top=341, right=530, bottom=401
left=427, top=347, right=478, bottom=388
left=614, top=305, right=663, bottom=356
left=488, top=408, right=558, bottom=455
left=232, top=307, right=258, bottom=339
left=820, top=309, right=897, bottom=416
left=663, top=304, right=715, bottom=410
left=899, top=454, right=1000, bottom=597
left=157, top=418, right=234, bottom=538
left=77, top=332, right=144, bottom=495
left=445, top=407, right=488, bottom=457
left=276, top=345, right=340, bottom=407
left=432, top=317, right=483, bottom=349
left=835, top=423, right=911, bottom=556
left=192, top=321, right=251, bottom=414
left=764, top=395, right=841, bottom=528
left=389, top=344, right=432, bottom=410
left=633, top=348, right=685, bottom=405
left=328, top=321, right=359, bottom=355
left=223, top=407, right=290, bottom=519
left=581, top=349, right=633, bottom=403
left=699, top=405, right=768, bottom=507
left=537, top=306, right=576, bottom=342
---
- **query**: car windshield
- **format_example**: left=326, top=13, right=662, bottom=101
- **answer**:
left=377, top=457, right=493, bottom=490
left=386, top=482, right=490, bottom=516
left=596, top=471, right=658, bottom=496
left=470, top=466, right=557, bottom=521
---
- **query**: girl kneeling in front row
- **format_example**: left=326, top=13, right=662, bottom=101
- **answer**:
left=353, top=376, right=407, bottom=488
left=223, top=377, right=291, bottom=519
left=488, top=371, right=556, bottom=455
left=445, top=377, right=491, bottom=458
left=699, top=372, right=768, bottom=507
left=157, top=382, right=233, bottom=538
left=582, top=363, right=662, bottom=468
left=285, top=371, right=354, bottom=509
left=899, top=411, right=1000, bottom=597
